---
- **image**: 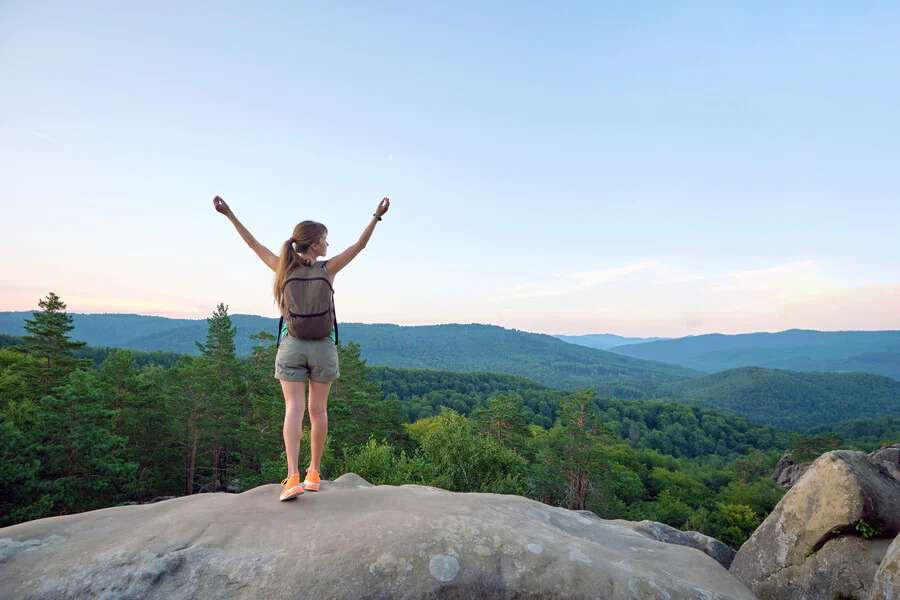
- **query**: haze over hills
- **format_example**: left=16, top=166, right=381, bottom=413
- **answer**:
left=553, top=333, right=667, bottom=350
left=609, top=329, right=900, bottom=381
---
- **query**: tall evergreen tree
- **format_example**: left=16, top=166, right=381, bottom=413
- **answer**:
left=100, top=351, right=182, bottom=501
left=196, top=303, right=237, bottom=364
left=0, top=420, right=49, bottom=525
left=233, top=330, right=285, bottom=490
left=17, top=293, right=89, bottom=400
left=33, top=370, right=136, bottom=515
left=546, top=389, right=617, bottom=511
left=194, top=303, right=243, bottom=492
left=100, top=349, right=138, bottom=429
left=472, top=392, right=532, bottom=457
left=328, top=342, right=407, bottom=461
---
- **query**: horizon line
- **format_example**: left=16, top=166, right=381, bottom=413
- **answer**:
left=1, top=309, right=899, bottom=338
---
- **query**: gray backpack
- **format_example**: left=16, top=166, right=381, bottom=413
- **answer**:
left=277, top=260, right=338, bottom=345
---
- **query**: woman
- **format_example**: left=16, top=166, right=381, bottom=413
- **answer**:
left=213, top=195, right=390, bottom=501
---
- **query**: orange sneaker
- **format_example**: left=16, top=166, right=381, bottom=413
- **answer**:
left=279, top=474, right=304, bottom=501
left=303, top=468, right=320, bottom=491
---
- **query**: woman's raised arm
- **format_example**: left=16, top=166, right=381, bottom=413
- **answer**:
left=213, top=196, right=279, bottom=272
left=327, top=197, right=390, bottom=277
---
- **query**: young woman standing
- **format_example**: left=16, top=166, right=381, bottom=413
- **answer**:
left=213, top=196, right=390, bottom=501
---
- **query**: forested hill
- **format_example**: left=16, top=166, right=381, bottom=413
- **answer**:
left=370, top=366, right=791, bottom=459
left=609, top=329, right=900, bottom=380
left=659, top=367, right=900, bottom=430
left=6, top=323, right=897, bottom=432
left=0, top=312, right=701, bottom=397
left=372, top=365, right=900, bottom=435
left=337, top=323, right=700, bottom=394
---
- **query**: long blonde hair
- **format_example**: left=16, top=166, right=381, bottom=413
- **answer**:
left=274, top=221, right=328, bottom=311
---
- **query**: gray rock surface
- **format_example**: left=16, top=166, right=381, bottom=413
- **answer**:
left=0, top=474, right=756, bottom=600
left=731, top=450, right=900, bottom=600
left=871, top=532, right=900, bottom=600
left=771, top=451, right=811, bottom=489
left=608, top=518, right=736, bottom=569
left=870, top=444, right=900, bottom=482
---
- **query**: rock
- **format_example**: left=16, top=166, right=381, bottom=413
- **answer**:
left=122, top=496, right=177, bottom=507
left=0, top=473, right=756, bottom=600
left=771, top=451, right=811, bottom=489
left=764, top=535, right=891, bottom=600
left=871, top=532, right=900, bottom=600
left=731, top=450, right=900, bottom=600
left=608, top=518, right=736, bottom=570
left=869, top=444, right=900, bottom=482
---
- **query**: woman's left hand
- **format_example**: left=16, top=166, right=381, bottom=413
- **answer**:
left=213, top=196, right=232, bottom=217
left=376, top=197, right=390, bottom=217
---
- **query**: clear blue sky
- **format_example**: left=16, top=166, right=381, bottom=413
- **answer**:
left=1, top=1, right=898, bottom=337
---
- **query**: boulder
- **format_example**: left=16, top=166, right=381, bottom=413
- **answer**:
left=871, top=532, right=900, bottom=600
left=771, top=451, right=810, bottom=489
left=869, top=444, right=900, bottom=482
left=607, top=518, right=736, bottom=569
left=0, top=474, right=756, bottom=600
left=731, top=450, right=900, bottom=600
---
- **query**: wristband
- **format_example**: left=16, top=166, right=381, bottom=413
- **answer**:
left=373, top=213, right=383, bottom=221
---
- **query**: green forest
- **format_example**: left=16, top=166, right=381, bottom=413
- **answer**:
left=2, top=294, right=897, bottom=552
left=658, top=367, right=900, bottom=430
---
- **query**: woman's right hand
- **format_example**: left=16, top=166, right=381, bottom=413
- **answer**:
left=213, top=196, right=232, bottom=217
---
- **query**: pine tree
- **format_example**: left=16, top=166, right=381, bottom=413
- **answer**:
left=195, top=303, right=237, bottom=366
left=18, top=293, right=89, bottom=400
left=194, top=303, right=243, bottom=492
left=232, top=330, right=284, bottom=490
left=328, top=342, right=407, bottom=462
left=100, top=351, right=182, bottom=501
left=0, top=420, right=49, bottom=525
left=545, top=389, right=616, bottom=511
left=33, top=370, right=137, bottom=515
left=100, top=349, right=138, bottom=429
left=170, top=355, right=216, bottom=495
left=472, top=392, right=532, bottom=457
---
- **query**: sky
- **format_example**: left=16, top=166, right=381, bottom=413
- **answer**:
left=1, top=1, right=898, bottom=338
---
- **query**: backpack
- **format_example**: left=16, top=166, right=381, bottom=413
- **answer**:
left=276, top=260, right=339, bottom=346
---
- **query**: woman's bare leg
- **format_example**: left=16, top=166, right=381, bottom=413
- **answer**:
left=280, top=380, right=307, bottom=477
left=307, top=380, right=333, bottom=473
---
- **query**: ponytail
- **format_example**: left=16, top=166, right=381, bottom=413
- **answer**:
left=274, top=222, right=328, bottom=311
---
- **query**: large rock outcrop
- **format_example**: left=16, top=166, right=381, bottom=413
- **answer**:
left=871, top=532, right=900, bottom=600
left=608, top=518, right=736, bottom=569
left=0, top=473, right=755, bottom=600
left=770, top=451, right=811, bottom=489
left=870, top=443, right=900, bottom=482
left=731, top=450, right=900, bottom=600
left=772, top=444, right=900, bottom=491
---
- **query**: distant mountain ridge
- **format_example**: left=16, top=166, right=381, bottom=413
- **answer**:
left=0, top=312, right=700, bottom=398
left=553, top=333, right=667, bottom=350
left=3, top=311, right=899, bottom=431
left=609, top=329, right=900, bottom=380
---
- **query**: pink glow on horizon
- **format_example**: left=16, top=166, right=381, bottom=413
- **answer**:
left=2, top=284, right=898, bottom=338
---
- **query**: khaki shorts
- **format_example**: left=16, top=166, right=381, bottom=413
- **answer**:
left=274, top=335, right=340, bottom=383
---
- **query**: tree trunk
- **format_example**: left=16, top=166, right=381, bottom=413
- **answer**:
left=186, top=401, right=199, bottom=495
